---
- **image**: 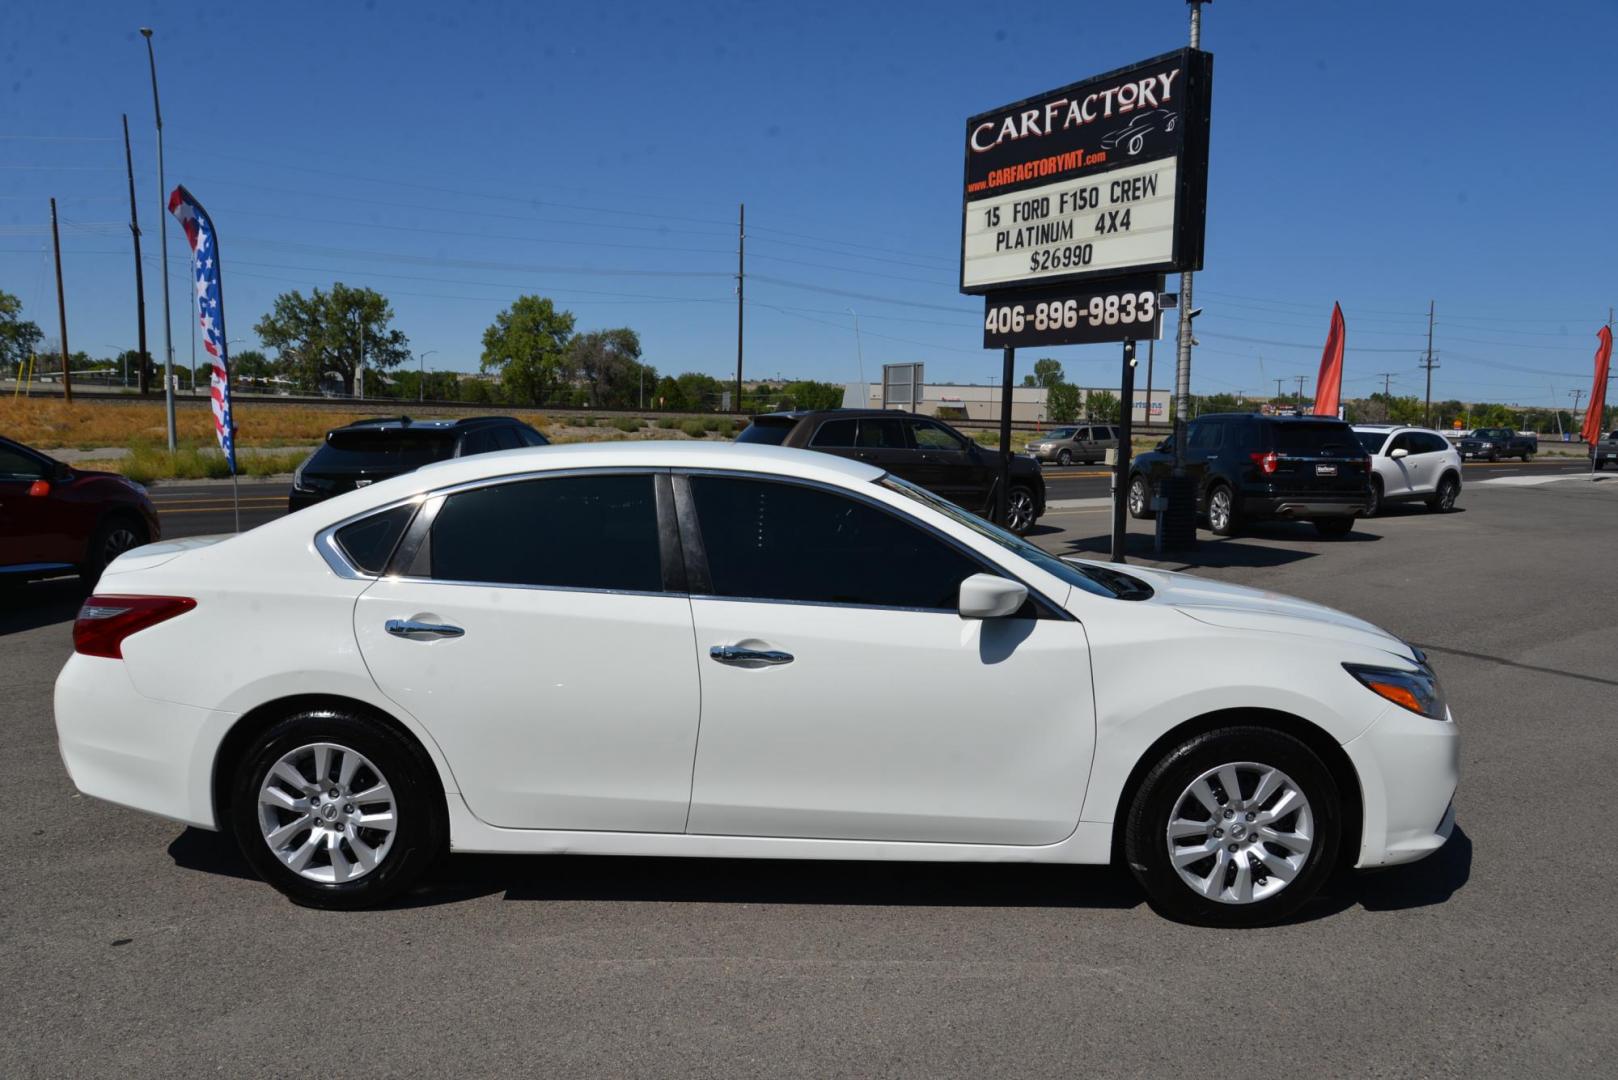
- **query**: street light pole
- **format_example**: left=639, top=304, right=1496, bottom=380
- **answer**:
left=139, top=28, right=176, bottom=451
left=848, top=308, right=866, bottom=404
left=417, top=349, right=437, bottom=402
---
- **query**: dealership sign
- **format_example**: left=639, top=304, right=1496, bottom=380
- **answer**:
left=960, top=48, right=1213, bottom=295
left=983, top=273, right=1164, bottom=349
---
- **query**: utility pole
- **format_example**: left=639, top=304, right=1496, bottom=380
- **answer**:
left=1294, top=374, right=1306, bottom=404
left=1376, top=372, right=1396, bottom=397
left=734, top=203, right=744, bottom=414
left=1172, top=0, right=1203, bottom=463
left=1144, top=336, right=1155, bottom=429
left=50, top=198, right=73, bottom=403
left=122, top=114, right=150, bottom=396
left=1421, top=299, right=1437, bottom=428
left=848, top=308, right=866, bottom=401
left=1273, top=377, right=1284, bottom=401
left=1570, top=388, right=1584, bottom=432
left=140, top=28, right=177, bottom=449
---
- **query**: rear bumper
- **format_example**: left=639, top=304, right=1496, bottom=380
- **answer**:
left=1240, top=495, right=1366, bottom=519
left=1343, top=704, right=1460, bottom=869
left=54, top=653, right=235, bottom=829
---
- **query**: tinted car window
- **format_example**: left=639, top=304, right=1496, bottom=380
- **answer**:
left=1270, top=422, right=1356, bottom=455
left=689, top=476, right=982, bottom=609
left=0, top=446, right=47, bottom=480
left=1355, top=431, right=1389, bottom=455
left=855, top=419, right=906, bottom=449
left=809, top=419, right=858, bottom=447
left=1417, top=433, right=1451, bottom=454
left=516, top=426, right=549, bottom=447
left=308, top=432, right=455, bottom=473
left=334, top=503, right=417, bottom=574
left=1187, top=421, right=1222, bottom=451
left=909, top=421, right=965, bottom=451
left=736, top=419, right=794, bottom=446
left=429, top=474, right=662, bottom=592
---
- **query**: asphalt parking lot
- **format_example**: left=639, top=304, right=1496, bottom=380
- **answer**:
left=3, top=469, right=1615, bottom=1077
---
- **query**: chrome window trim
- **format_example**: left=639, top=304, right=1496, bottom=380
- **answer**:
left=674, top=466, right=1073, bottom=621
left=376, top=576, right=683, bottom=601
left=314, top=495, right=429, bottom=580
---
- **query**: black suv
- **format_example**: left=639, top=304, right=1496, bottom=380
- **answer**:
left=1127, top=413, right=1370, bottom=537
left=738, top=409, right=1047, bottom=534
left=289, top=415, right=549, bottom=511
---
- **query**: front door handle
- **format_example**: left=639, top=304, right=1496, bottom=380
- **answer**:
left=709, top=644, right=793, bottom=666
left=385, top=618, right=465, bottom=640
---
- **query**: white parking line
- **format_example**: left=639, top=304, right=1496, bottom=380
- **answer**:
left=1046, top=497, right=1112, bottom=510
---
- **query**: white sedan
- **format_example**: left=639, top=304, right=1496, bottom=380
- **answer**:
left=55, top=442, right=1458, bottom=927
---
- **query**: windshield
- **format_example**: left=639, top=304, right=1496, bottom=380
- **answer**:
left=877, top=474, right=1151, bottom=600
left=1045, top=428, right=1076, bottom=440
left=1271, top=422, right=1356, bottom=456
left=735, top=419, right=792, bottom=445
left=1355, top=431, right=1389, bottom=454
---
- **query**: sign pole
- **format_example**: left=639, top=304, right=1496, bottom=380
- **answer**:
left=1112, top=339, right=1136, bottom=563
left=997, top=346, right=1014, bottom=526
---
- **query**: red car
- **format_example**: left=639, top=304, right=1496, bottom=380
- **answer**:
left=0, top=435, right=160, bottom=584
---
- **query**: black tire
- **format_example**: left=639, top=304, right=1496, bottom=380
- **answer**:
left=1522, top=451, right=1534, bottom=463
left=1205, top=483, right=1238, bottom=536
left=1057, top=449, right=1072, bottom=466
left=1427, top=473, right=1460, bottom=512
left=1127, top=474, right=1152, bottom=520
left=1005, top=484, right=1038, bottom=536
left=81, top=514, right=149, bottom=582
left=1365, top=477, right=1382, bottom=518
left=1124, top=726, right=1341, bottom=927
left=1313, top=516, right=1354, bottom=537
left=1488, top=449, right=1499, bottom=463
left=230, top=708, right=447, bottom=910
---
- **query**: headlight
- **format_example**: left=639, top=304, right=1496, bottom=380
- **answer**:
left=1343, top=663, right=1449, bottom=720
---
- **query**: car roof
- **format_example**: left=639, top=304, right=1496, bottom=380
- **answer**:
left=1201, top=412, right=1348, bottom=423
left=332, top=415, right=522, bottom=434
left=753, top=409, right=918, bottom=423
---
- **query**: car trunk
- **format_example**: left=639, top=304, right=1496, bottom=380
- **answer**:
left=1263, top=422, right=1370, bottom=495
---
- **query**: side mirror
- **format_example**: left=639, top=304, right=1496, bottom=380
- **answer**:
left=1156, top=439, right=1171, bottom=453
left=53, top=461, right=74, bottom=482
left=958, top=573, right=1028, bottom=619
left=1389, top=448, right=1409, bottom=460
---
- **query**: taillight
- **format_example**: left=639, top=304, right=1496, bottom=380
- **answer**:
left=1249, top=451, right=1279, bottom=475
left=73, top=595, right=196, bottom=659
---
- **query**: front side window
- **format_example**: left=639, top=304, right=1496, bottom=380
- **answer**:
left=1188, top=421, right=1222, bottom=451
left=688, top=476, right=982, bottom=609
left=427, top=474, right=662, bottom=592
left=0, top=445, right=48, bottom=480
left=908, top=421, right=965, bottom=451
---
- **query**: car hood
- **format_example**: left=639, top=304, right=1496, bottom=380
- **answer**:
left=100, top=534, right=230, bottom=577
left=1076, top=560, right=1417, bottom=661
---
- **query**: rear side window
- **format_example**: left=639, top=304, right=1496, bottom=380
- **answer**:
left=334, top=503, right=417, bottom=575
left=809, top=419, right=858, bottom=447
left=688, top=476, right=982, bottom=609
left=1355, top=431, right=1389, bottom=455
left=1417, top=433, right=1451, bottom=454
left=1270, top=422, right=1356, bottom=455
left=855, top=419, right=906, bottom=448
left=517, top=426, right=550, bottom=447
left=427, top=474, right=662, bottom=592
left=308, top=434, right=455, bottom=473
left=735, top=419, right=794, bottom=446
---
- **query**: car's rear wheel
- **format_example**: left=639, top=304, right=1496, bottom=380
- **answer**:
left=1005, top=485, right=1037, bottom=535
left=1522, top=450, right=1534, bottom=462
left=1488, top=449, right=1499, bottom=463
left=82, top=515, right=148, bottom=582
left=1056, top=449, right=1072, bottom=466
left=1313, top=517, right=1354, bottom=537
left=1365, top=477, right=1383, bottom=518
left=1127, top=474, right=1151, bottom=520
left=1124, top=727, right=1341, bottom=927
left=230, top=709, right=446, bottom=909
left=1428, top=474, right=1460, bottom=512
left=1206, top=484, right=1237, bottom=536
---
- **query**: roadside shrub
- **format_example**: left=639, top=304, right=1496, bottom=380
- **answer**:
left=609, top=417, right=641, bottom=434
left=679, top=419, right=708, bottom=438
left=573, top=415, right=595, bottom=427
left=712, top=419, right=735, bottom=438
left=656, top=417, right=680, bottom=430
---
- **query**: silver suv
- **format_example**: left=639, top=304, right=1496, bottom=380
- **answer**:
left=1029, top=424, right=1119, bottom=465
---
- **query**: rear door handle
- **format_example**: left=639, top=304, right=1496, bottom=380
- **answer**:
left=385, top=618, right=465, bottom=640
left=709, top=644, right=794, bottom=666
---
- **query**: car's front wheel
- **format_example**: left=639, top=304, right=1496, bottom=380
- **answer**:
left=1127, top=474, right=1151, bottom=520
left=1124, top=727, right=1341, bottom=927
left=230, top=708, right=446, bottom=909
left=1005, top=485, right=1037, bottom=535
left=1057, top=449, right=1072, bottom=466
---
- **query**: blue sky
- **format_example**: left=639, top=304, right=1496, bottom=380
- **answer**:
left=3, top=0, right=1614, bottom=407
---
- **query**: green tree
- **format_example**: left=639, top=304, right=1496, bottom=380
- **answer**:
left=254, top=283, right=410, bottom=396
left=1031, top=358, right=1065, bottom=388
left=1085, top=388, right=1120, bottom=422
left=229, top=348, right=274, bottom=383
left=780, top=380, right=843, bottom=411
left=675, top=371, right=723, bottom=410
left=0, top=290, right=44, bottom=373
left=1200, top=393, right=1253, bottom=414
left=1047, top=382, right=1081, bottom=423
left=481, top=295, right=575, bottom=406
left=568, top=327, right=645, bottom=407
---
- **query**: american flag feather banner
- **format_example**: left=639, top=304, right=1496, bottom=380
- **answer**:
left=168, top=185, right=236, bottom=474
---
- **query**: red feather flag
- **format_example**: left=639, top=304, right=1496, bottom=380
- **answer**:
left=1313, top=302, right=1345, bottom=418
left=1581, top=326, right=1612, bottom=448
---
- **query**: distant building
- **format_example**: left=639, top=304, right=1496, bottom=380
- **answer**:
left=840, top=382, right=1171, bottom=425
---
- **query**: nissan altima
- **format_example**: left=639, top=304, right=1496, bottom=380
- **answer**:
left=54, top=442, right=1458, bottom=926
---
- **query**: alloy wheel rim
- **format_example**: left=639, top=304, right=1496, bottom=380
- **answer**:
left=1007, top=490, right=1033, bottom=532
left=104, top=527, right=140, bottom=562
left=1439, top=480, right=1456, bottom=510
left=1129, top=479, right=1145, bottom=515
left=1210, top=490, right=1230, bottom=531
left=1368, top=483, right=1380, bottom=515
left=1058, top=451, right=1071, bottom=465
left=257, top=742, right=398, bottom=884
left=1165, top=761, right=1314, bottom=905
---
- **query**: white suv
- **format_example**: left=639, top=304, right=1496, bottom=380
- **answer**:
left=1353, top=426, right=1462, bottom=516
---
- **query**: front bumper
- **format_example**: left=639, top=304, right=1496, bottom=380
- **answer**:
left=54, top=653, right=236, bottom=829
left=1342, top=703, right=1460, bottom=868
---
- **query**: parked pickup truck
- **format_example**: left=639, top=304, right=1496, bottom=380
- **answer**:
left=1593, top=430, right=1618, bottom=470
left=1456, top=427, right=1538, bottom=462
